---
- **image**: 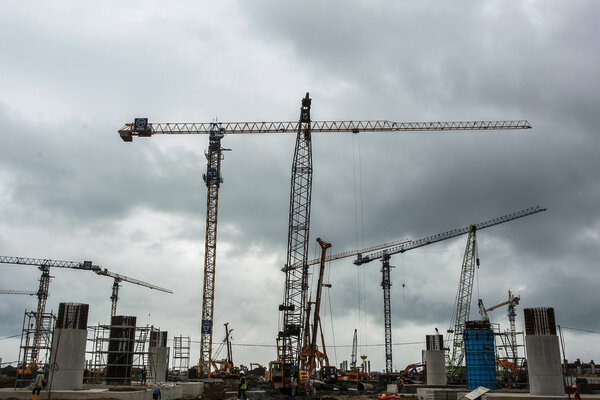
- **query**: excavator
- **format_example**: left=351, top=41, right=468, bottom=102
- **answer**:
left=397, top=363, right=425, bottom=385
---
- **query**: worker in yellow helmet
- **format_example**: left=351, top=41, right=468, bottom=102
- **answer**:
left=573, top=384, right=582, bottom=400
left=31, top=368, right=44, bottom=400
left=237, top=370, right=248, bottom=400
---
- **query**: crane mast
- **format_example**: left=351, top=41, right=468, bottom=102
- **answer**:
left=351, top=329, right=358, bottom=370
left=447, top=225, right=478, bottom=378
left=278, top=94, right=314, bottom=373
left=199, top=123, right=226, bottom=376
left=381, top=253, right=394, bottom=373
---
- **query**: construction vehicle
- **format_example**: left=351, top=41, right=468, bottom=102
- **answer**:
left=397, top=363, right=424, bottom=385
left=209, top=323, right=239, bottom=378
left=299, top=238, right=333, bottom=375
left=119, top=94, right=532, bottom=382
left=335, top=329, right=367, bottom=383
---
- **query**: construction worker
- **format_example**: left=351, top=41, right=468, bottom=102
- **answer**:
left=141, top=366, right=147, bottom=385
left=573, top=384, right=582, bottom=400
left=31, top=368, right=44, bottom=400
left=291, top=373, right=299, bottom=397
left=237, top=370, right=248, bottom=400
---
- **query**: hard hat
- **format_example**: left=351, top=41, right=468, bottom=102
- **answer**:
left=572, top=385, right=577, bottom=388
left=38, top=369, right=43, bottom=373
left=240, top=370, right=245, bottom=374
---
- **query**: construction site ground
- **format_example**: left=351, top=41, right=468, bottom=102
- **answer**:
left=203, top=378, right=405, bottom=400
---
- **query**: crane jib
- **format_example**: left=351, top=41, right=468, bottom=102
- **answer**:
left=119, top=119, right=531, bottom=140
left=354, top=205, right=546, bottom=265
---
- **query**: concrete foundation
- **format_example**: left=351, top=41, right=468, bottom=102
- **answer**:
left=425, top=349, right=446, bottom=386
left=148, top=346, right=169, bottom=382
left=0, top=382, right=204, bottom=400
left=525, top=335, right=564, bottom=396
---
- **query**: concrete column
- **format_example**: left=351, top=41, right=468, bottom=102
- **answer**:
left=526, top=335, right=564, bottom=395
left=149, top=346, right=169, bottom=382
left=425, top=350, right=446, bottom=385
left=48, top=303, right=89, bottom=390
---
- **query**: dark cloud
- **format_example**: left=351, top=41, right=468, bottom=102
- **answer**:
left=1, top=1, right=599, bottom=370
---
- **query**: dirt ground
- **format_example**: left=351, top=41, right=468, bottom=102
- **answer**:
left=201, top=379, right=416, bottom=400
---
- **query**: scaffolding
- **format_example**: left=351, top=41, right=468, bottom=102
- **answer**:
left=492, top=324, right=526, bottom=386
left=86, top=322, right=160, bottom=385
left=170, top=335, right=190, bottom=380
left=15, top=310, right=55, bottom=387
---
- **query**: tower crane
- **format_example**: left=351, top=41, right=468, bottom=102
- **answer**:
left=482, top=290, right=521, bottom=365
left=118, top=93, right=531, bottom=380
left=353, top=206, right=545, bottom=374
left=0, top=256, right=172, bottom=365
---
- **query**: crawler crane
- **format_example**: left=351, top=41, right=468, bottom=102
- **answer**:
left=119, top=93, right=531, bottom=380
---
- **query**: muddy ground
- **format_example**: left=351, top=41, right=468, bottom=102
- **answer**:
left=202, top=379, right=417, bottom=400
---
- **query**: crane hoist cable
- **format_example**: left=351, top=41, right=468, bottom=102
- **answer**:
left=120, top=95, right=532, bottom=380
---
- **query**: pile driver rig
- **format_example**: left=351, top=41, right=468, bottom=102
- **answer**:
left=118, top=93, right=531, bottom=380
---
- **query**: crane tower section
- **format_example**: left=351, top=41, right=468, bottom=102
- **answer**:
left=199, top=123, right=226, bottom=377
left=278, top=93, right=313, bottom=370
left=447, top=225, right=478, bottom=375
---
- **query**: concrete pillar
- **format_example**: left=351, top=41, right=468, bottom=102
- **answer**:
left=526, top=335, right=564, bottom=395
left=48, top=303, right=89, bottom=390
left=425, top=333, right=446, bottom=386
left=149, top=347, right=169, bottom=382
left=149, top=331, right=168, bottom=382
left=524, top=307, right=564, bottom=396
left=425, top=350, right=446, bottom=385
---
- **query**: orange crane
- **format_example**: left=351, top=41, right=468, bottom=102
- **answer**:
left=299, top=238, right=333, bottom=378
left=119, top=93, right=531, bottom=380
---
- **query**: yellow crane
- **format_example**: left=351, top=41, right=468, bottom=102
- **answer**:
left=119, top=93, right=531, bottom=379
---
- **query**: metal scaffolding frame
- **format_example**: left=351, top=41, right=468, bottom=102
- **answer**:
left=15, top=310, right=55, bottom=387
left=170, top=335, right=191, bottom=380
left=86, top=323, right=160, bottom=385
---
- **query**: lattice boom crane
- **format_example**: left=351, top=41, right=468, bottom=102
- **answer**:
left=353, top=205, right=546, bottom=374
left=119, top=93, right=531, bottom=380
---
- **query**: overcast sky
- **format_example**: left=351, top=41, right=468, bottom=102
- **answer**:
left=1, top=1, right=599, bottom=372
